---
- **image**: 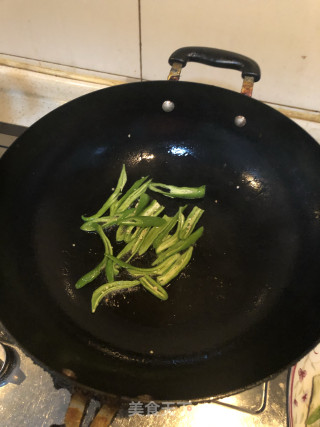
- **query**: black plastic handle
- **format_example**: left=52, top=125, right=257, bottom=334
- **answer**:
left=169, top=46, right=261, bottom=82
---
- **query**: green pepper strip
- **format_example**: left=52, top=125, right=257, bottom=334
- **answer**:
left=106, top=259, right=115, bottom=282
left=91, top=280, right=140, bottom=313
left=134, top=193, right=151, bottom=215
left=127, top=228, right=150, bottom=262
left=116, top=237, right=137, bottom=260
left=80, top=216, right=118, bottom=232
left=75, top=258, right=106, bottom=289
left=152, top=226, right=203, bottom=265
left=153, top=212, right=179, bottom=249
left=153, top=206, right=187, bottom=249
left=81, top=208, right=136, bottom=232
left=157, top=247, right=194, bottom=286
left=128, top=221, right=175, bottom=262
left=123, top=226, right=137, bottom=243
left=110, top=176, right=149, bottom=216
left=140, top=200, right=164, bottom=217
left=156, top=207, right=186, bottom=253
left=157, top=234, right=179, bottom=254
left=115, top=194, right=150, bottom=241
left=116, top=224, right=128, bottom=242
left=127, top=254, right=180, bottom=277
left=106, top=253, right=180, bottom=276
left=82, top=208, right=134, bottom=225
left=75, top=224, right=114, bottom=288
left=96, top=225, right=112, bottom=253
left=82, top=213, right=165, bottom=232
left=82, top=164, right=127, bottom=221
left=96, top=225, right=114, bottom=282
left=117, top=177, right=149, bottom=211
left=115, top=179, right=152, bottom=213
left=137, top=227, right=162, bottom=256
left=137, top=221, right=169, bottom=256
left=119, top=216, right=166, bottom=227
left=179, top=206, right=204, bottom=240
left=149, top=182, right=206, bottom=199
left=139, top=275, right=168, bottom=301
left=121, top=201, right=165, bottom=244
left=178, top=206, right=186, bottom=228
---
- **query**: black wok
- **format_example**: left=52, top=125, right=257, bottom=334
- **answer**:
left=1, top=47, right=320, bottom=401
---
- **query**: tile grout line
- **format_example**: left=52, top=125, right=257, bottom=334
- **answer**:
left=0, top=56, right=139, bottom=84
left=138, top=0, right=143, bottom=81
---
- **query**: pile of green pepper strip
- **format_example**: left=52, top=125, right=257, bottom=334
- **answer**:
left=75, top=164, right=206, bottom=313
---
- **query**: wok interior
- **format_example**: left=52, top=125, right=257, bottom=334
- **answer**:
left=1, top=81, right=320, bottom=399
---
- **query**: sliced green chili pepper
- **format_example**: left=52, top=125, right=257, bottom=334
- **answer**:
left=80, top=207, right=135, bottom=231
left=116, top=237, right=137, bottom=260
left=106, top=253, right=180, bottom=276
left=75, top=258, right=106, bottom=289
left=96, top=225, right=112, bottom=253
left=156, top=234, right=178, bottom=254
left=116, top=193, right=151, bottom=241
left=91, top=280, right=140, bottom=313
left=140, top=200, right=164, bottom=216
left=157, top=247, right=194, bottom=286
left=149, top=182, right=206, bottom=199
left=82, top=164, right=127, bottom=221
left=115, top=193, right=149, bottom=241
left=127, top=225, right=141, bottom=242
left=134, top=193, right=151, bottom=215
left=156, top=207, right=186, bottom=253
left=95, top=225, right=115, bottom=282
left=82, top=212, right=165, bottom=232
left=123, top=225, right=137, bottom=243
left=118, top=216, right=166, bottom=227
left=107, top=252, right=156, bottom=272
left=80, top=216, right=118, bottom=231
left=117, top=200, right=164, bottom=243
left=179, top=206, right=204, bottom=240
left=116, top=224, right=128, bottom=242
left=116, top=179, right=152, bottom=213
left=112, top=176, right=149, bottom=214
left=139, top=275, right=168, bottom=300
left=115, top=207, right=139, bottom=242
left=105, top=258, right=114, bottom=282
left=153, top=207, right=187, bottom=249
left=137, top=221, right=168, bottom=256
left=128, top=253, right=180, bottom=277
left=123, top=200, right=165, bottom=243
left=77, top=164, right=206, bottom=308
left=178, top=207, right=186, bottom=229
left=128, top=221, right=178, bottom=262
left=153, top=226, right=203, bottom=265
left=127, top=228, right=150, bottom=261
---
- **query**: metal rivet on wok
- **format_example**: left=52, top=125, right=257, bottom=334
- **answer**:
left=234, top=115, right=247, bottom=127
left=162, top=100, right=175, bottom=112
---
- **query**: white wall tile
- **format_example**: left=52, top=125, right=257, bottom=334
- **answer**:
left=140, top=0, right=320, bottom=111
left=0, top=0, right=140, bottom=78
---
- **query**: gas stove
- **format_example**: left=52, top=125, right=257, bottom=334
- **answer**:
left=0, top=324, right=288, bottom=427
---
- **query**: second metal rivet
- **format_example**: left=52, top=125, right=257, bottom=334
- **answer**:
left=162, top=100, right=175, bottom=112
left=234, top=115, right=247, bottom=127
